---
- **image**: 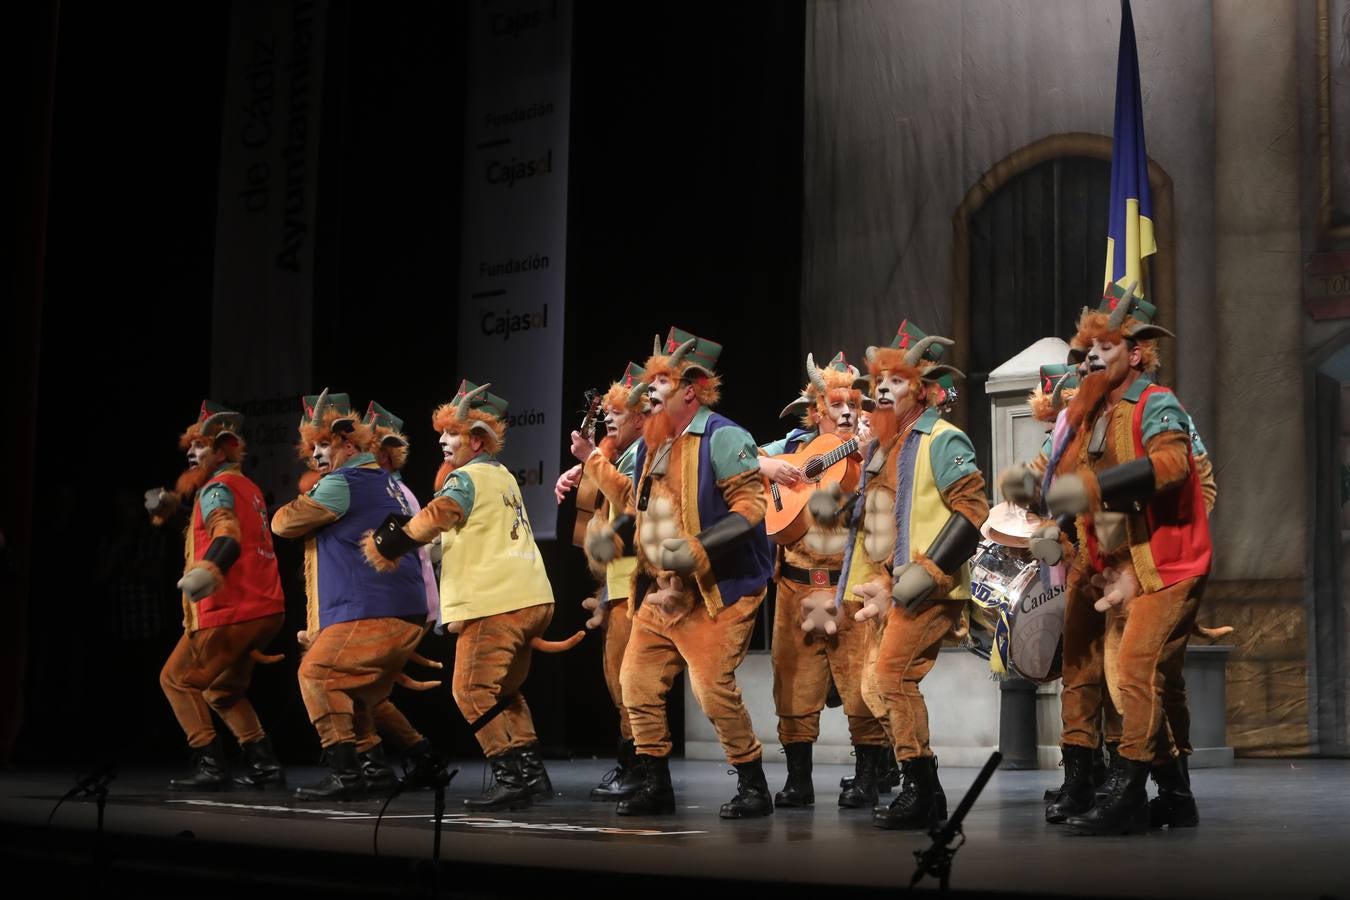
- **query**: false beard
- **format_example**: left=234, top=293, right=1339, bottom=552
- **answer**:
left=1066, top=370, right=1112, bottom=432
left=598, top=435, right=619, bottom=462
left=642, top=410, right=677, bottom=451
left=175, top=464, right=211, bottom=499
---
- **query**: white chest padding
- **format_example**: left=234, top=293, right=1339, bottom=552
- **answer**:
left=639, top=495, right=679, bottom=566
left=862, top=487, right=897, bottom=563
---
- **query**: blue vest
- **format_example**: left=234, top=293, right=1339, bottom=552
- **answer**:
left=316, top=467, right=427, bottom=627
left=634, top=412, right=774, bottom=607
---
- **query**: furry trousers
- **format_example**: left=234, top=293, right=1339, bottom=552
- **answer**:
left=451, top=603, right=553, bottom=757
left=863, top=598, right=965, bottom=762
left=603, top=598, right=634, bottom=742
left=299, top=617, right=424, bottom=749
left=621, top=590, right=764, bottom=765
left=160, top=613, right=283, bottom=748
left=772, top=576, right=886, bottom=746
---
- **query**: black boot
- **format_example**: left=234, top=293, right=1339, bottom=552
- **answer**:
left=464, top=751, right=533, bottom=812
left=169, top=736, right=231, bottom=791
left=616, top=754, right=676, bottom=815
left=517, top=743, right=554, bottom=800
left=841, top=748, right=898, bottom=796
left=358, top=744, right=401, bottom=794
left=839, top=745, right=885, bottom=809
left=590, top=739, right=642, bottom=801
left=233, top=735, right=285, bottom=789
left=1149, top=755, right=1199, bottom=828
left=773, top=742, right=814, bottom=808
left=720, top=757, right=774, bottom=819
left=293, top=742, right=364, bottom=801
left=400, top=739, right=451, bottom=790
left=1065, top=756, right=1151, bottom=835
left=873, top=756, right=946, bottom=830
left=1093, top=742, right=1122, bottom=803
left=1046, top=745, right=1098, bottom=823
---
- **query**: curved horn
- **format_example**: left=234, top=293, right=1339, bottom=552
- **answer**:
left=310, top=388, right=331, bottom=426
left=1051, top=373, right=1071, bottom=411
left=805, top=353, right=827, bottom=394
left=653, top=334, right=663, bottom=356
left=626, top=380, right=650, bottom=409
left=846, top=365, right=860, bottom=379
left=864, top=346, right=879, bottom=365
left=455, top=383, right=491, bottom=421
left=1107, top=280, right=1139, bottom=331
left=903, top=335, right=955, bottom=368
left=666, top=338, right=697, bottom=368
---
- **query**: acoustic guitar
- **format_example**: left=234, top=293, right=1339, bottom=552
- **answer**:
left=570, top=389, right=605, bottom=548
left=763, top=432, right=861, bottom=546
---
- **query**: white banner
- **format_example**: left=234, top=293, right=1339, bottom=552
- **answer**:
left=457, top=0, right=572, bottom=540
left=210, top=0, right=327, bottom=510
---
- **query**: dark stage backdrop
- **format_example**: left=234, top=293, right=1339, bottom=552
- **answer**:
left=15, top=0, right=804, bottom=768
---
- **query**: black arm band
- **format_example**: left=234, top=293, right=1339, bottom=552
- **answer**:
left=922, top=512, right=984, bottom=575
left=694, top=513, right=754, bottom=560
left=371, top=513, right=418, bottom=560
left=1098, top=457, right=1156, bottom=512
left=611, top=514, right=636, bottom=556
left=203, top=536, right=241, bottom=575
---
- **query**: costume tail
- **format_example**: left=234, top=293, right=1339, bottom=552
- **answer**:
left=1193, top=622, right=1234, bottom=640
left=529, top=630, right=587, bottom=653
left=396, top=673, right=442, bottom=691
left=408, top=651, right=443, bottom=669
left=249, top=649, right=285, bottom=664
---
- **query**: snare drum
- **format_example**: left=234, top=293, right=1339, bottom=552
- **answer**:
left=968, top=540, right=1066, bottom=683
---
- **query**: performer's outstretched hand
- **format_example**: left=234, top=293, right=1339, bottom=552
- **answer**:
left=759, top=457, right=803, bottom=487
left=800, top=590, right=842, bottom=635
left=853, top=581, right=891, bottom=621
left=177, top=566, right=216, bottom=603
left=1046, top=473, right=1091, bottom=517
left=582, top=594, right=608, bottom=630
left=555, top=463, right=583, bottom=504
left=998, top=464, right=1037, bottom=506
left=1029, top=524, right=1064, bottom=566
left=659, top=537, right=697, bottom=575
left=585, top=520, right=620, bottom=564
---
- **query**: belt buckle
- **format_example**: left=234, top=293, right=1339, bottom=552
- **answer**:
left=809, top=567, right=830, bottom=587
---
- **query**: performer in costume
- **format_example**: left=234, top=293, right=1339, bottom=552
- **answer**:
left=271, top=390, right=428, bottom=800
left=586, top=328, right=775, bottom=818
left=149, top=401, right=287, bottom=791
left=367, top=381, right=581, bottom=812
left=757, top=352, right=890, bottom=810
left=561, top=362, right=650, bottom=801
left=813, top=321, right=988, bottom=831
left=358, top=401, right=451, bottom=791
left=1028, top=291, right=1213, bottom=835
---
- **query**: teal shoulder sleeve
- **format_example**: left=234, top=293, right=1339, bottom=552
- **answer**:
left=197, top=482, right=235, bottom=523
left=307, top=472, right=351, bottom=517
left=1140, top=390, right=1191, bottom=446
left=434, top=470, right=477, bottom=518
left=709, top=425, right=761, bottom=480
left=929, top=427, right=980, bottom=493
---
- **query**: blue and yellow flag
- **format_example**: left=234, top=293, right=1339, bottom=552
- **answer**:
left=1103, top=0, right=1155, bottom=302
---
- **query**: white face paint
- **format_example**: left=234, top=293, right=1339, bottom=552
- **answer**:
left=873, top=371, right=914, bottom=412
left=604, top=406, right=630, bottom=439
left=313, top=439, right=338, bottom=473
left=819, top=394, right=859, bottom=436
left=855, top=412, right=872, bottom=444
left=186, top=439, right=212, bottom=470
left=1086, top=338, right=1135, bottom=386
left=646, top=373, right=678, bottom=416
left=440, top=429, right=462, bottom=462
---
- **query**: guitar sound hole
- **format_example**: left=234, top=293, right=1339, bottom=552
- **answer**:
left=803, top=457, right=825, bottom=481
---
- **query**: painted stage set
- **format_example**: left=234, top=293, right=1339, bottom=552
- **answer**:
left=3, top=757, right=1346, bottom=899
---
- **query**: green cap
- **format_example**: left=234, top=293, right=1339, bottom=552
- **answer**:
left=453, top=379, right=509, bottom=419
left=659, top=326, right=722, bottom=378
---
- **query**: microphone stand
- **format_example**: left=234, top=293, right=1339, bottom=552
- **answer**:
left=909, top=751, right=1001, bottom=893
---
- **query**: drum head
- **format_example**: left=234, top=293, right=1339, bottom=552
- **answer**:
left=1007, top=575, right=1067, bottom=683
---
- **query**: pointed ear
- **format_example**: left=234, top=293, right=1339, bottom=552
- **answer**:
left=778, top=396, right=811, bottom=419
left=919, top=364, right=966, bottom=382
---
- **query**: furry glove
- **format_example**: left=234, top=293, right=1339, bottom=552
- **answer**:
left=998, top=464, right=1037, bottom=506
left=807, top=482, right=845, bottom=525
left=177, top=567, right=216, bottom=603
left=890, top=561, right=937, bottom=611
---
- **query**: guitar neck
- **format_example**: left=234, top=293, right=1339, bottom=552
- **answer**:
left=818, top=438, right=859, bottom=470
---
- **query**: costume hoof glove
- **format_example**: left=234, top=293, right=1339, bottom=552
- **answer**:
left=1029, top=525, right=1063, bottom=566
left=890, top=562, right=936, bottom=611
left=177, top=567, right=216, bottom=602
left=998, top=464, right=1037, bottom=506
left=659, top=538, right=697, bottom=575
left=585, top=523, right=619, bottom=563
left=1046, top=474, right=1090, bottom=517
left=807, top=483, right=844, bottom=525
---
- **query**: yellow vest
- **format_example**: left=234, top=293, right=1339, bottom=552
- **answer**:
left=605, top=499, right=639, bottom=601
left=439, top=461, right=554, bottom=623
left=840, top=423, right=971, bottom=602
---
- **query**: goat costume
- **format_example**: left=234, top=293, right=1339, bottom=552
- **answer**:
left=357, top=401, right=450, bottom=791
left=271, top=391, right=428, bottom=800
left=760, top=352, right=887, bottom=809
left=367, top=381, right=571, bottom=812
left=1038, top=290, right=1213, bottom=836
left=821, top=321, right=988, bottom=831
left=592, top=328, right=774, bottom=819
left=573, top=362, right=647, bottom=801
left=150, top=401, right=286, bottom=791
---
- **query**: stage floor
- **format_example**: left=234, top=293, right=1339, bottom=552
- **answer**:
left=2, top=757, right=1346, bottom=899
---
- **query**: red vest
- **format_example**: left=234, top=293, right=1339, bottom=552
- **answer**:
left=192, top=471, right=286, bottom=629
left=1131, top=384, right=1211, bottom=586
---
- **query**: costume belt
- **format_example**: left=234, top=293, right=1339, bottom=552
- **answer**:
left=779, top=563, right=841, bottom=588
